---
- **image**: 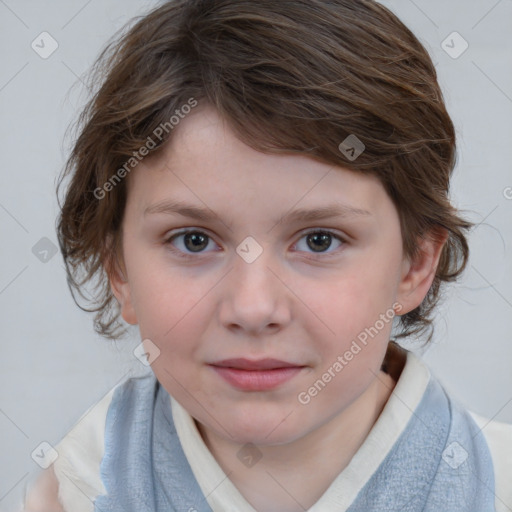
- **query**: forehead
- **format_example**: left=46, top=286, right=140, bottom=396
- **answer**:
left=126, top=104, right=394, bottom=225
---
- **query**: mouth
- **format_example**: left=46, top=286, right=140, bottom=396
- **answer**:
left=208, top=358, right=306, bottom=391
left=210, top=358, right=304, bottom=370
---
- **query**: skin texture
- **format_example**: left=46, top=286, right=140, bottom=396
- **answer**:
left=106, top=102, right=447, bottom=512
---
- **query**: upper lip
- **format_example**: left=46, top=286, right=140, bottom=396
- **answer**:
left=210, top=358, right=304, bottom=370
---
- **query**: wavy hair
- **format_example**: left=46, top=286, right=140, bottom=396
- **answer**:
left=56, top=0, right=473, bottom=343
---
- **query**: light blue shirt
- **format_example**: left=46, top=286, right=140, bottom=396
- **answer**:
left=93, top=369, right=496, bottom=511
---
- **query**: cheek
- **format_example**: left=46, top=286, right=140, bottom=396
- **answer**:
left=298, top=264, right=397, bottom=384
left=299, top=280, right=393, bottom=408
left=122, top=245, right=210, bottom=335
left=304, top=271, right=394, bottom=340
left=135, top=281, right=209, bottom=341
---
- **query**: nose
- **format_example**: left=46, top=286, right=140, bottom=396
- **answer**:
left=218, top=248, right=292, bottom=336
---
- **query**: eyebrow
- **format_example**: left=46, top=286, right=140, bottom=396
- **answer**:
left=143, top=199, right=372, bottom=226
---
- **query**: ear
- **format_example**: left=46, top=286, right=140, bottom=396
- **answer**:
left=105, top=236, right=138, bottom=325
left=396, top=228, right=449, bottom=315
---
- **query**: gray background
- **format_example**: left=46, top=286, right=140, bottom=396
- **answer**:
left=1, top=0, right=511, bottom=510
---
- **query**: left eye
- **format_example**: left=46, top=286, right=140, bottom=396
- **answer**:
left=293, top=230, right=345, bottom=255
left=164, top=229, right=345, bottom=258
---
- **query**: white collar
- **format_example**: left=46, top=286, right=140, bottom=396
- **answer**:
left=170, top=350, right=430, bottom=512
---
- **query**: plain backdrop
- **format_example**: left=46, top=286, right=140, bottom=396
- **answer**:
left=1, top=0, right=511, bottom=509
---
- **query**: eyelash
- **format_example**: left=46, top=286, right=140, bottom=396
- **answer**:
left=163, top=228, right=347, bottom=261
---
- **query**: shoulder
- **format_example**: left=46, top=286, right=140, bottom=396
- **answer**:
left=398, top=350, right=512, bottom=510
left=469, top=411, right=512, bottom=512
left=24, top=378, right=126, bottom=512
left=52, top=381, right=121, bottom=511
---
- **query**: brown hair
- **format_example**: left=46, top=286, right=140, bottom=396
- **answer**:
left=56, top=0, right=473, bottom=344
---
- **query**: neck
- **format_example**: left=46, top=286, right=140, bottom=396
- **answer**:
left=196, top=368, right=397, bottom=512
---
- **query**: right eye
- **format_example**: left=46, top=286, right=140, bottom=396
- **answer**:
left=164, top=229, right=220, bottom=259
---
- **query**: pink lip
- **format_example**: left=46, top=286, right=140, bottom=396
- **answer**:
left=211, top=358, right=301, bottom=370
left=209, top=358, right=305, bottom=391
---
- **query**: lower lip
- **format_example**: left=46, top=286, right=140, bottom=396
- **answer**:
left=210, top=366, right=304, bottom=391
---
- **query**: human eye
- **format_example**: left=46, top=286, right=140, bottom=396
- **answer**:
left=163, top=228, right=347, bottom=261
left=292, top=229, right=347, bottom=259
left=164, top=229, right=220, bottom=259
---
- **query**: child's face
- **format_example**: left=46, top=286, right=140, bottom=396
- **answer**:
left=111, top=103, right=435, bottom=445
